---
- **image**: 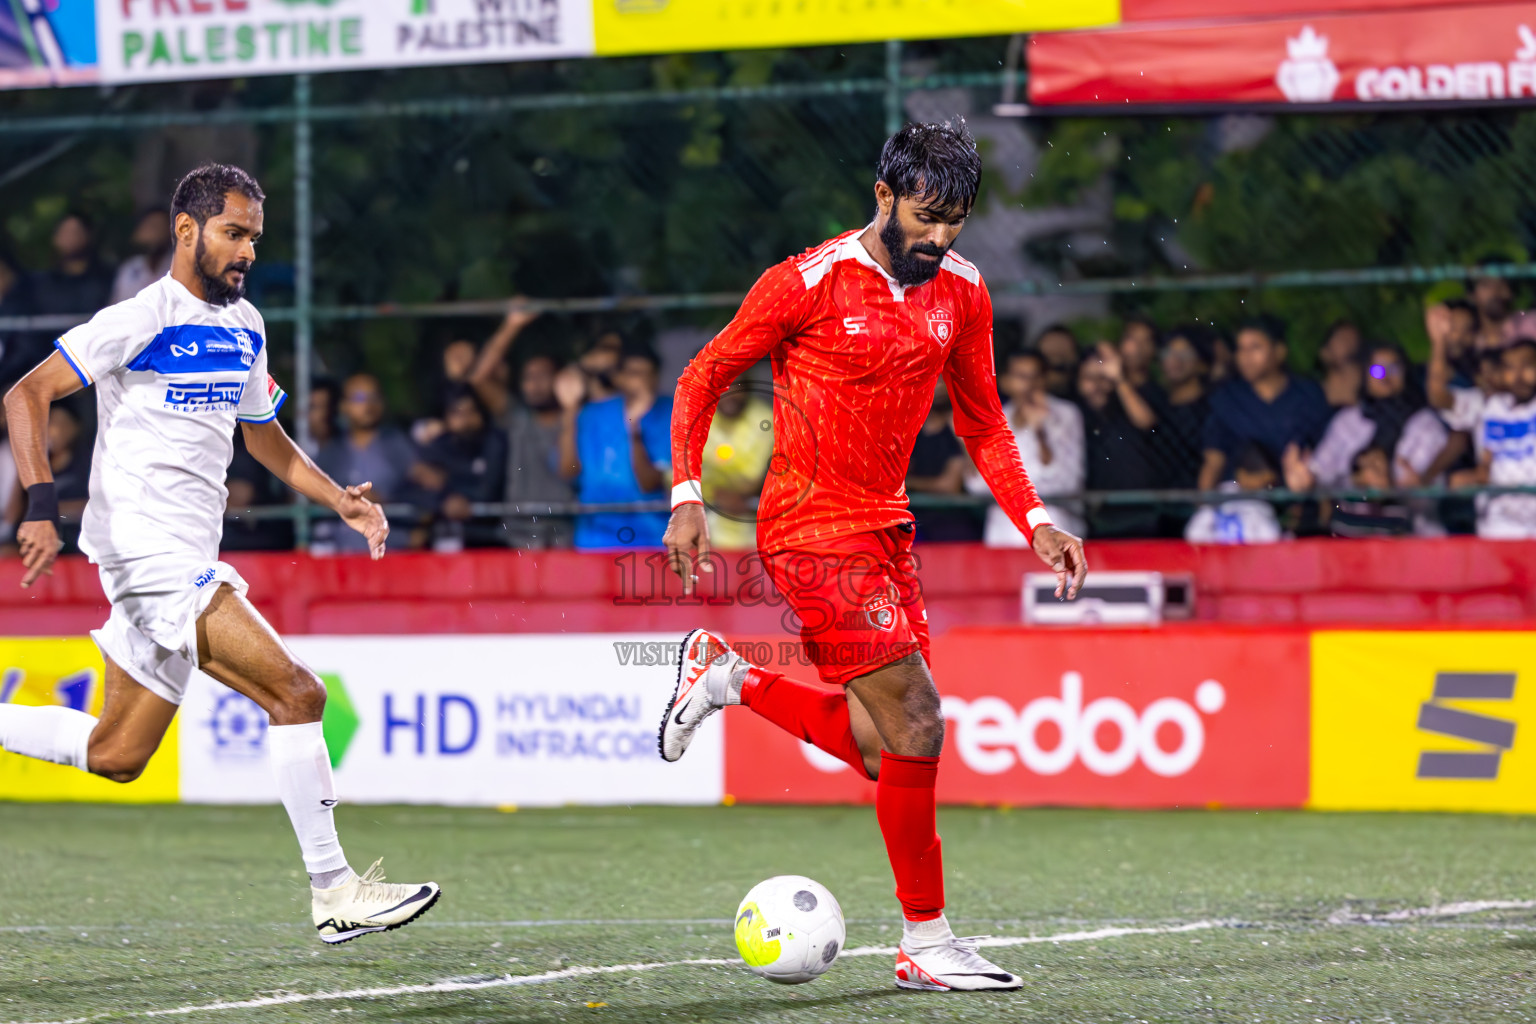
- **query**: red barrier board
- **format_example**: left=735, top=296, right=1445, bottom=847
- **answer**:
left=1030, top=3, right=1536, bottom=107
left=723, top=627, right=1311, bottom=809
left=4, top=538, right=1534, bottom=635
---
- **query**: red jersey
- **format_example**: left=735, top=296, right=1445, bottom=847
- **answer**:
left=671, top=228, right=1050, bottom=552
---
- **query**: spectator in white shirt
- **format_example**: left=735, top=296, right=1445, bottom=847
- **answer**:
left=1462, top=340, right=1536, bottom=538
left=1185, top=443, right=1284, bottom=545
left=109, top=208, right=174, bottom=305
left=1423, top=302, right=1508, bottom=493
left=967, top=348, right=1086, bottom=542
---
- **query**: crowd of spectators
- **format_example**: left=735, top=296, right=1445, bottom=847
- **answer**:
left=2, top=209, right=1535, bottom=552
left=917, top=265, right=1536, bottom=545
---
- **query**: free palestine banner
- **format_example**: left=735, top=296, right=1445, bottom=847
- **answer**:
left=6, top=0, right=1125, bottom=90
left=95, top=0, right=594, bottom=84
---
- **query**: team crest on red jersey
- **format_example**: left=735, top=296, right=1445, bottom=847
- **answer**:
left=927, top=307, right=954, bottom=346
left=865, top=595, right=898, bottom=632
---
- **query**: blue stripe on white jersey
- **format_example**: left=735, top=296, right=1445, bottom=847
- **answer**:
left=125, top=324, right=265, bottom=375
left=54, top=338, right=92, bottom=386
left=1485, top=416, right=1535, bottom=444
left=57, top=276, right=278, bottom=565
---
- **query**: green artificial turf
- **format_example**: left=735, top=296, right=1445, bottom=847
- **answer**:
left=1, top=803, right=1534, bottom=1023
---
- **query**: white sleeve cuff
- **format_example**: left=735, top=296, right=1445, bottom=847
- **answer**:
left=671, top=480, right=704, bottom=509
left=1025, top=506, right=1053, bottom=532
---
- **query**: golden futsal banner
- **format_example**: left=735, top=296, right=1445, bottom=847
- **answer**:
left=592, top=0, right=1120, bottom=56
left=1311, top=631, right=1536, bottom=813
left=0, top=639, right=178, bottom=803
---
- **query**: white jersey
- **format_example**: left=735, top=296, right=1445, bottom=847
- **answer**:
left=1184, top=496, right=1283, bottom=545
left=1475, top=392, right=1536, bottom=538
left=55, top=275, right=286, bottom=566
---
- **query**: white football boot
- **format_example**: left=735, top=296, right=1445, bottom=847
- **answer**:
left=658, top=628, right=750, bottom=763
left=312, top=858, right=441, bottom=945
left=895, top=934, right=1023, bottom=992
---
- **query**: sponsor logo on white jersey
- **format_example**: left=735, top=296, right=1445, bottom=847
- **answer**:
left=164, top=379, right=245, bottom=412
left=234, top=329, right=255, bottom=366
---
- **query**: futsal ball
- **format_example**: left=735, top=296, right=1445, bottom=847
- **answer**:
left=733, top=875, right=845, bottom=984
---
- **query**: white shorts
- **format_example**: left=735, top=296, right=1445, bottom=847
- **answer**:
left=89, top=557, right=249, bottom=706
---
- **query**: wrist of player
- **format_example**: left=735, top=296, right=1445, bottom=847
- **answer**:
left=325, top=483, right=355, bottom=512
left=1023, top=506, right=1053, bottom=545
left=23, top=483, right=59, bottom=523
left=671, top=480, right=704, bottom=511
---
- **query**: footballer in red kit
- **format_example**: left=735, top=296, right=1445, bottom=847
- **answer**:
left=658, top=122, right=1087, bottom=992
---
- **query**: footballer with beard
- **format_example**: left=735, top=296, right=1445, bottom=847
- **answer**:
left=659, top=122, right=1088, bottom=991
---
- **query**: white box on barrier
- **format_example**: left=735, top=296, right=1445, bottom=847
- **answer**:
left=178, top=634, right=723, bottom=808
left=1022, top=571, right=1167, bottom=625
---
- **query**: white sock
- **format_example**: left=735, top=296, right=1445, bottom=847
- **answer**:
left=902, top=913, right=954, bottom=949
left=267, top=722, right=353, bottom=888
left=0, top=704, right=96, bottom=770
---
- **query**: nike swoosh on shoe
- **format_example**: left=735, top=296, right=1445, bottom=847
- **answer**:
left=378, top=886, right=436, bottom=917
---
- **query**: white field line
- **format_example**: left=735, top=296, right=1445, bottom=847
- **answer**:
left=8, top=897, right=1531, bottom=938
left=4, top=919, right=1231, bottom=1024
left=12, top=900, right=1536, bottom=1024
left=841, top=919, right=1227, bottom=957
left=1327, top=898, right=1536, bottom=925
left=0, top=917, right=736, bottom=935
left=0, top=914, right=1197, bottom=935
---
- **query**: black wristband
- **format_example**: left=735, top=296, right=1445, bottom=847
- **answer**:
left=22, top=482, right=59, bottom=523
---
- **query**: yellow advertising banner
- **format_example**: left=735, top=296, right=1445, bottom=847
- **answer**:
left=592, top=0, right=1120, bottom=57
left=0, top=639, right=178, bottom=803
left=1311, top=631, right=1536, bottom=812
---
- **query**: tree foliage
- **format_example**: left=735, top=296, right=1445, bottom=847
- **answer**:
left=4, top=42, right=1534, bottom=399
left=1023, top=111, right=1536, bottom=364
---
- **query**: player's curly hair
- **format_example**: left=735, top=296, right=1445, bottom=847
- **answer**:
left=171, top=163, right=265, bottom=228
left=876, top=120, right=982, bottom=215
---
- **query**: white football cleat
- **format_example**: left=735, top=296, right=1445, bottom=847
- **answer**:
left=895, top=936, right=1023, bottom=991
left=658, top=628, right=750, bottom=763
left=312, top=858, right=441, bottom=945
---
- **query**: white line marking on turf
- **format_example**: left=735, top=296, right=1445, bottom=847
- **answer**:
left=0, top=918, right=736, bottom=934
left=4, top=920, right=1231, bottom=1024
left=1328, top=899, right=1536, bottom=925
left=415, top=917, right=736, bottom=929
left=0, top=915, right=1148, bottom=934
left=841, top=920, right=1226, bottom=957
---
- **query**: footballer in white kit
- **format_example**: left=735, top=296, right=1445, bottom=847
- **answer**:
left=1, top=164, right=441, bottom=944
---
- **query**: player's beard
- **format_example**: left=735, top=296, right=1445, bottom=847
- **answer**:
left=195, top=234, right=251, bottom=307
left=879, top=214, right=948, bottom=288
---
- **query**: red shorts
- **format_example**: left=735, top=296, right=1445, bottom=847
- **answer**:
left=761, top=522, right=930, bottom=686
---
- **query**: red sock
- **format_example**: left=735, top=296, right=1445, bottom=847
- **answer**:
left=876, top=752, right=945, bottom=922
left=740, top=668, right=872, bottom=779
